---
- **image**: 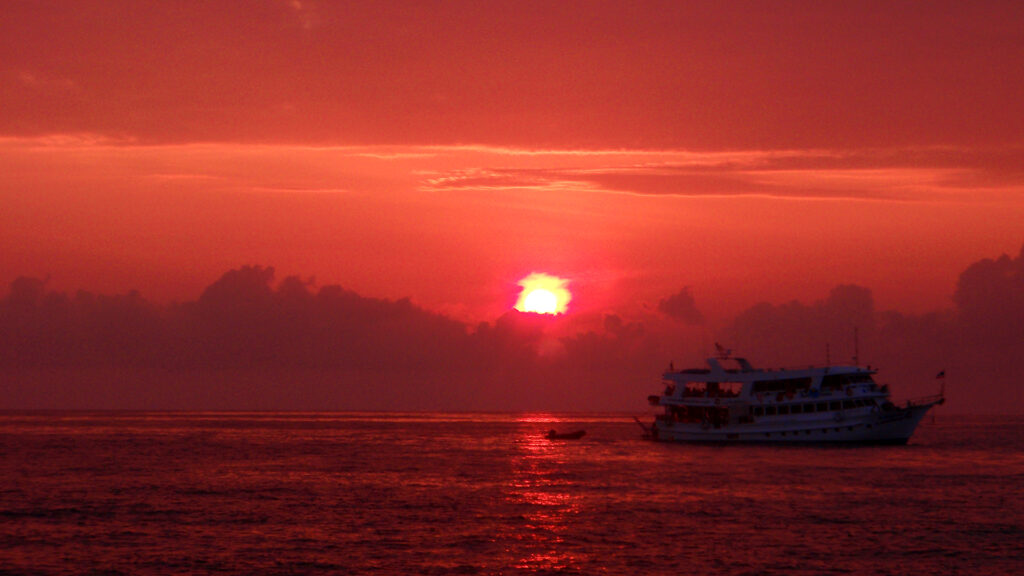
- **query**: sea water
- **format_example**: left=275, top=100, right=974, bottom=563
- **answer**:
left=0, top=411, right=1020, bottom=575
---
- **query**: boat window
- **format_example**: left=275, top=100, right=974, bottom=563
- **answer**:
left=778, top=405, right=790, bottom=415
left=821, top=374, right=844, bottom=390
left=790, top=404, right=802, bottom=414
left=804, top=403, right=815, bottom=413
left=684, top=381, right=743, bottom=398
left=752, top=377, right=813, bottom=394
left=829, top=401, right=841, bottom=410
left=822, top=372, right=876, bottom=389
left=765, top=406, right=777, bottom=416
left=843, top=400, right=856, bottom=410
left=816, top=402, right=828, bottom=411
left=753, top=406, right=764, bottom=417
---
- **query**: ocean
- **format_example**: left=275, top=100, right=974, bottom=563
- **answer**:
left=0, top=412, right=1020, bottom=575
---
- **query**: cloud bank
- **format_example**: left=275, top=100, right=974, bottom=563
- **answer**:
left=2, top=247, right=1022, bottom=413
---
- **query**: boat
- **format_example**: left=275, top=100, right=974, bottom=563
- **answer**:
left=642, top=349, right=944, bottom=444
left=546, top=429, right=586, bottom=440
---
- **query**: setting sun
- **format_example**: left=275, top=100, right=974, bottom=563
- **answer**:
left=514, top=273, right=571, bottom=315
left=523, top=289, right=557, bottom=314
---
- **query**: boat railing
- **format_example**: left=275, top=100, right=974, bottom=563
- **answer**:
left=682, top=389, right=741, bottom=398
left=905, top=394, right=945, bottom=408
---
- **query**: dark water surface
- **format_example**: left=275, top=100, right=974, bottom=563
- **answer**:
left=1, top=412, right=1020, bottom=575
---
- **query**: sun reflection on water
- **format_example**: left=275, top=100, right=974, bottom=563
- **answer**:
left=504, top=414, right=586, bottom=572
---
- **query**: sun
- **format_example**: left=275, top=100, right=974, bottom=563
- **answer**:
left=523, top=288, right=558, bottom=314
left=514, top=273, right=571, bottom=315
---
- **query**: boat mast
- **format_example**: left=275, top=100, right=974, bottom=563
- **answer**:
left=852, top=326, right=859, bottom=365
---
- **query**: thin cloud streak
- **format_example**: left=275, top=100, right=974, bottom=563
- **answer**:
left=414, top=147, right=1024, bottom=203
left=4, top=135, right=1021, bottom=205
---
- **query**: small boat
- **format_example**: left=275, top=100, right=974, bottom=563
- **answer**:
left=644, top=349, right=944, bottom=444
left=545, top=429, right=586, bottom=440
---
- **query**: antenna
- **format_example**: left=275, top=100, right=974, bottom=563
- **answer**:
left=852, top=326, right=860, bottom=365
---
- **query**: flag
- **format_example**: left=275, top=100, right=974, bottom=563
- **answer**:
left=936, top=370, right=945, bottom=379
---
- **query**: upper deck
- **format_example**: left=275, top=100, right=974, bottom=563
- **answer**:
left=659, top=356, right=880, bottom=402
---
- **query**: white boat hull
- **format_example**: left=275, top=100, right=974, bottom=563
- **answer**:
left=650, top=403, right=938, bottom=445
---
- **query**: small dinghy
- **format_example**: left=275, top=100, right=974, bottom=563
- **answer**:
left=545, top=429, right=586, bottom=440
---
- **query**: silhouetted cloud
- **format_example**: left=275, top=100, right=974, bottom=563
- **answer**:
left=2, top=247, right=1022, bottom=412
left=0, top=266, right=472, bottom=373
left=657, top=287, right=705, bottom=325
left=953, top=244, right=1024, bottom=345
left=725, top=284, right=875, bottom=362
left=721, top=247, right=1024, bottom=412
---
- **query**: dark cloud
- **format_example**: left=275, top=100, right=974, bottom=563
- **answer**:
left=952, top=244, right=1024, bottom=345
left=0, top=266, right=471, bottom=373
left=722, top=284, right=875, bottom=368
left=0, top=266, right=647, bottom=410
left=722, top=247, right=1024, bottom=412
left=657, top=287, right=705, bottom=325
left=2, top=247, right=1022, bottom=412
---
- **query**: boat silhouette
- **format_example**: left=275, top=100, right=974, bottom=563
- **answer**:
left=545, top=429, right=586, bottom=440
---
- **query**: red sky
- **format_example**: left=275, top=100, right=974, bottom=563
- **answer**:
left=2, top=1, right=1022, bottom=412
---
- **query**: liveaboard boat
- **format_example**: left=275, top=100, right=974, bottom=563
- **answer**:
left=643, top=347, right=944, bottom=444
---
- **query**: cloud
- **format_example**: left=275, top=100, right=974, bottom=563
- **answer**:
left=721, top=247, right=1024, bottom=412
left=14, top=70, right=78, bottom=93
left=0, top=265, right=470, bottom=372
left=415, top=145, right=1024, bottom=203
left=952, top=244, right=1024, bottom=345
left=657, top=287, right=705, bottom=325
left=723, top=284, right=876, bottom=366
left=0, top=263, right=669, bottom=410
left=2, top=247, right=1023, bottom=412
left=4, top=135, right=1022, bottom=207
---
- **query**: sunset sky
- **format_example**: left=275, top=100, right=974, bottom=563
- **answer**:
left=2, top=1, right=1022, bottom=412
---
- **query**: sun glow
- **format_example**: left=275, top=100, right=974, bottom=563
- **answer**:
left=514, top=273, right=571, bottom=315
